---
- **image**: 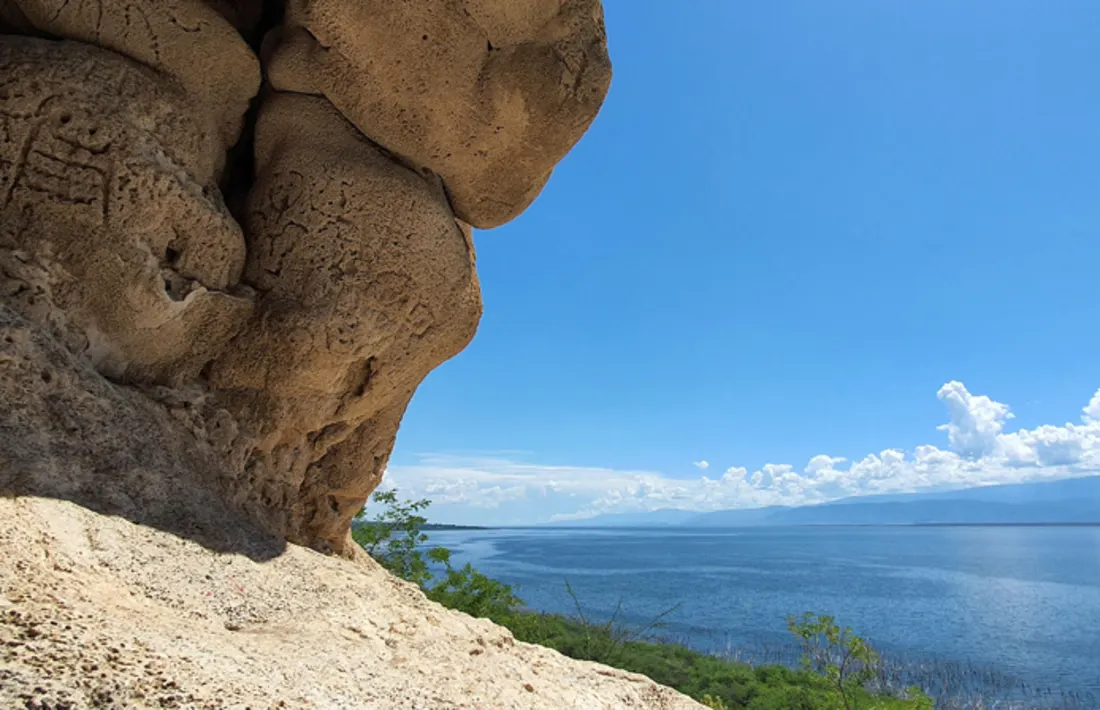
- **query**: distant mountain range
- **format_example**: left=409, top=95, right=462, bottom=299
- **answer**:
left=551, top=475, right=1100, bottom=527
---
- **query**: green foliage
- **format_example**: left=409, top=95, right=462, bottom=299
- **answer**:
left=787, top=612, right=934, bottom=710
left=352, top=489, right=446, bottom=587
left=425, top=553, right=524, bottom=620
left=493, top=611, right=927, bottom=710
left=558, top=579, right=681, bottom=666
left=353, top=488, right=523, bottom=617
left=788, top=612, right=880, bottom=710
left=354, top=491, right=933, bottom=710
left=702, top=694, right=729, bottom=709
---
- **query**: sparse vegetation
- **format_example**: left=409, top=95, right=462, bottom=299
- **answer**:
left=355, top=490, right=1082, bottom=710
left=786, top=612, right=928, bottom=710
left=487, top=609, right=932, bottom=710
left=352, top=489, right=441, bottom=587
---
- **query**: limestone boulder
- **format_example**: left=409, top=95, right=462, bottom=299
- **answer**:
left=0, top=38, right=252, bottom=385
left=266, top=0, right=612, bottom=228
left=0, top=0, right=612, bottom=555
left=210, top=93, right=482, bottom=551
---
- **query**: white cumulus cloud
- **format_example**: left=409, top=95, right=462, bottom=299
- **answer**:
left=693, top=460, right=710, bottom=470
left=381, top=383, right=1100, bottom=525
left=936, top=381, right=1014, bottom=458
left=1084, top=390, right=1100, bottom=423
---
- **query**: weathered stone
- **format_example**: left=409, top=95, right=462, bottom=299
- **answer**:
left=0, top=38, right=252, bottom=385
left=0, top=495, right=704, bottom=709
left=0, top=302, right=258, bottom=542
left=0, top=0, right=260, bottom=154
left=0, top=0, right=611, bottom=554
left=210, top=93, right=482, bottom=551
left=0, top=3, right=32, bottom=32
left=266, top=0, right=612, bottom=228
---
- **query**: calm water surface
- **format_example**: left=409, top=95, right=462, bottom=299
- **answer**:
left=427, top=526, right=1100, bottom=700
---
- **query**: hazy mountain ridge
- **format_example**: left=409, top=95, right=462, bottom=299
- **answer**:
left=555, top=476, right=1100, bottom=527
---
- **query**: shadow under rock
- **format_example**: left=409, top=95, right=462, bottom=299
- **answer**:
left=0, top=304, right=285, bottom=562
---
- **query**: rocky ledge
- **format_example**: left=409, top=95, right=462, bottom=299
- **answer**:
left=1, top=496, right=700, bottom=709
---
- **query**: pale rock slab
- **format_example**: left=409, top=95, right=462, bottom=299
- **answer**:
left=0, top=495, right=704, bottom=709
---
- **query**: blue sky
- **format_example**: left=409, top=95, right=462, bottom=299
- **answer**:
left=385, top=1, right=1100, bottom=525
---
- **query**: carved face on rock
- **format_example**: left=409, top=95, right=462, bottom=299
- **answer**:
left=0, top=38, right=252, bottom=384
left=210, top=94, right=482, bottom=551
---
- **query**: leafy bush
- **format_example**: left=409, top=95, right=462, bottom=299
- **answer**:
left=786, top=613, right=934, bottom=710
left=493, top=611, right=929, bottom=710
left=702, top=694, right=729, bottom=709
left=352, top=489, right=444, bottom=587
left=789, top=612, right=880, bottom=710
left=353, top=489, right=523, bottom=619
left=425, top=548, right=524, bottom=619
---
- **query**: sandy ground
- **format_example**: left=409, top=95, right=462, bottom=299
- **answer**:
left=0, top=496, right=702, bottom=709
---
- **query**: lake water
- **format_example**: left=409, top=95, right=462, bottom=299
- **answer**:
left=425, top=526, right=1100, bottom=705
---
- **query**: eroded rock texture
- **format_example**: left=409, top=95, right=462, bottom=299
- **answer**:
left=0, top=37, right=252, bottom=384
left=0, top=0, right=610, bottom=554
left=0, top=496, right=703, bottom=710
left=268, top=0, right=612, bottom=228
left=211, top=93, right=481, bottom=548
left=0, top=0, right=261, bottom=152
left=0, top=302, right=269, bottom=551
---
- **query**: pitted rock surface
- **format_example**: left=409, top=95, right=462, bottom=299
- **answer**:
left=1, top=0, right=260, bottom=154
left=210, top=93, right=481, bottom=551
left=267, top=0, right=612, bottom=228
left=0, top=0, right=610, bottom=557
left=0, top=496, right=703, bottom=709
left=0, top=302, right=252, bottom=534
left=0, top=37, right=252, bottom=385
left=0, top=2, right=627, bottom=704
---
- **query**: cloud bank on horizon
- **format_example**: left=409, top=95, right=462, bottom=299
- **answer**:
left=384, top=382, right=1100, bottom=525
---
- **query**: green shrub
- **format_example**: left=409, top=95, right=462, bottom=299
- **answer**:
left=787, top=613, right=934, bottom=710
left=788, top=612, right=880, bottom=710
left=702, top=694, right=729, bottom=709
left=425, top=550, right=523, bottom=620
left=352, top=489, right=443, bottom=587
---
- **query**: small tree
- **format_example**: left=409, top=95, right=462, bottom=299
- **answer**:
left=787, top=613, right=880, bottom=710
left=700, top=695, right=728, bottom=710
left=353, top=489, right=523, bottom=619
left=352, top=489, right=445, bottom=587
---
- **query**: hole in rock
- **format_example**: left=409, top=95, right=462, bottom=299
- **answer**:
left=352, top=357, right=376, bottom=397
